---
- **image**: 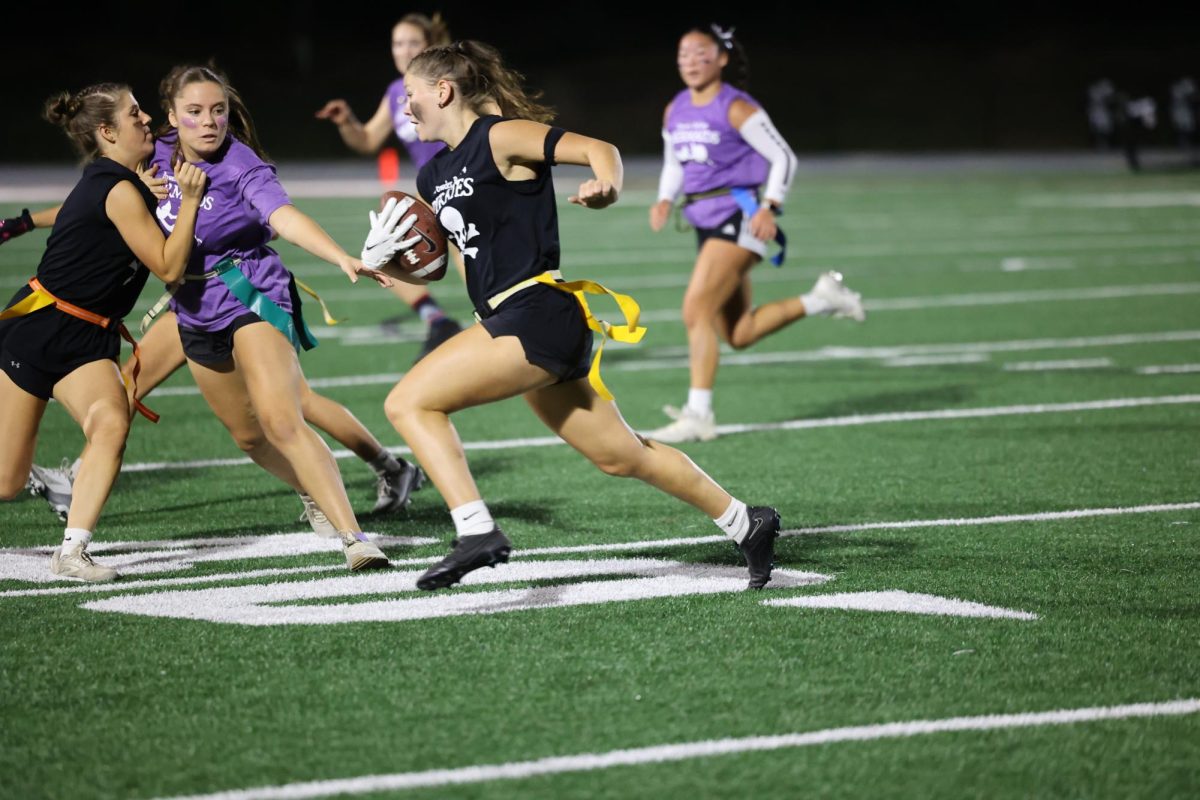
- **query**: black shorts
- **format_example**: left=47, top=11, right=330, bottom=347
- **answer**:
left=694, top=209, right=767, bottom=257
left=0, top=286, right=121, bottom=399
left=178, top=313, right=266, bottom=365
left=177, top=275, right=315, bottom=365
left=480, top=284, right=593, bottom=382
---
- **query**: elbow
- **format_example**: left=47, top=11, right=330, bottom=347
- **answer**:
left=159, top=262, right=186, bottom=284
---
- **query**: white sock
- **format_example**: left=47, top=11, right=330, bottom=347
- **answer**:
left=714, top=498, right=750, bottom=543
left=451, top=500, right=495, bottom=538
left=367, top=449, right=403, bottom=477
left=801, top=291, right=832, bottom=317
left=686, top=388, right=713, bottom=416
left=61, top=528, right=92, bottom=554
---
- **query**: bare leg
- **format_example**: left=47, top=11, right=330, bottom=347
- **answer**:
left=0, top=370, right=48, bottom=499
left=50, top=360, right=131, bottom=531
left=526, top=379, right=731, bottom=517
left=384, top=323, right=555, bottom=510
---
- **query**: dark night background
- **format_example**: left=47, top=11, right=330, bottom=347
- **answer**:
left=2, top=1, right=1196, bottom=162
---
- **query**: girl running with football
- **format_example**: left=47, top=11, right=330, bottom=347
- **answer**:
left=0, top=82, right=205, bottom=581
left=361, top=40, right=782, bottom=591
left=646, top=25, right=866, bottom=444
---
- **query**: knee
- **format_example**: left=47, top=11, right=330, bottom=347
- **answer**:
left=83, top=403, right=130, bottom=450
left=591, top=448, right=644, bottom=479
left=230, top=424, right=267, bottom=454
left=384, top=387, right=422, bottom=434
left=255, top=408, right=304, bottom=447
left=727, top=332, right=754, bottom=351
left=0, top=474, right=25, bottom=501
left=680, top=297, right=708, bottom=331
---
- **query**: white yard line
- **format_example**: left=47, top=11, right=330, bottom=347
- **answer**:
left=118, top=394, right=1200, bottom=473
left=153, top=698, right=1200, bottom=799
left=1003, top=358, right=1114, bottom=371
left=1138, top=364, right=1200, bottom=375
left=5, top=501, right=1195, bottom=598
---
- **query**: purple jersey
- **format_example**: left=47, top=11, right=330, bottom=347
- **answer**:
left=387, top=76, right=445, bottom=168
left=152, top=135, right=293, bottom=332
left=665, top=83, right=769, bottom=229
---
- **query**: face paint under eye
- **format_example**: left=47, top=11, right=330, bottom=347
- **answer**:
left=180, top=116, right=200, bottom=129
left=214, top=115, right=229, bottom=128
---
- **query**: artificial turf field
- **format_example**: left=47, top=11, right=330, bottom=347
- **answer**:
left=1, top=161, right=1198, bottom=799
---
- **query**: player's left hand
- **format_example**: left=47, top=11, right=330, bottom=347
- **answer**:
left=0, top=209, right=34, bottom=245
left=569, top=180, right=618, bottom=209
left=749, top=206, right=777, bottom=241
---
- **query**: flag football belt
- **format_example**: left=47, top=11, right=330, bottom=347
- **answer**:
left=139, top=257, right=322, bottom=351
left=0, top=278, right=159, bottom=422
left=474, top=269, right=647, bottom=402
left=679, top=186, right=786, bottom=267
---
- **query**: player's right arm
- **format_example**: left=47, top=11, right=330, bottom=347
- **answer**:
left=107, top=161, right=205, bottom=284
left=315, top=96, right=393, bottom=155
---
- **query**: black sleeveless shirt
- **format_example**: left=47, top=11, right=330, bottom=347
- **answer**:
left=0, top=157, right=156, bottom=369
left=37, top=157, right=155, bottom=317
left=416, top=116, right=565, bottom=310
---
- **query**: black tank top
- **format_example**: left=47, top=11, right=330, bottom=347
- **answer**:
left=37, top=157, right=155, bottom=318
left=417, top=116, right=565, bottom=310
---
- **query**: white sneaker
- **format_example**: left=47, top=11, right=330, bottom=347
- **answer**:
left=339, top=531, right=390, bottom=571
left=50, top=546, right=118, bottom=582
left=28, top=460, right=74, bottom=522
left=298, top=493, right=338, bottom=538
left=808, top=271, right=866, bottom=322
left=645, top=405, right=718, bottom=443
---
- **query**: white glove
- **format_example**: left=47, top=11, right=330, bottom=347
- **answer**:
left=360, top=196, right=421, bottom=269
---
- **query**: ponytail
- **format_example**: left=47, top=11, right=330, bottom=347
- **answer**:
left=408, top=40, right=554, bottom=123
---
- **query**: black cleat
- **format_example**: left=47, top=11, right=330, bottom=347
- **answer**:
left=417, top=528, right=512, bottom=591
left=414, top=317, right=463, bottom=363
left=736, top=506, right=781, bottom=590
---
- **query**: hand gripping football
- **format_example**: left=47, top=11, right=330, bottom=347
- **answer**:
left=380, top=190, right=447, bottom=281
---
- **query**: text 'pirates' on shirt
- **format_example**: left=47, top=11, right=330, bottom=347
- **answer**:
left=151, top=135, right=294, bottom=331
left=416, top=115, right=562, bottom=309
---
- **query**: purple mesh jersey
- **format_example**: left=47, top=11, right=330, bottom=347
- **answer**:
left=152, top=136, right=294, bottom=332
left=665, top=84, right=769, bottom=229
left=387, top=77, right=445, bottom=168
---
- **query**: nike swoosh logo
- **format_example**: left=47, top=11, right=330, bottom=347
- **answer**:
left=462, top=511, right=480, bottom=521
left=749, top=517, right=764, bottom=539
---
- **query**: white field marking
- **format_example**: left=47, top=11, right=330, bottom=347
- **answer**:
left=1138, top=363, right=1200, bottom=375
left=0, top=532, right=435, bottom=584
left=152, top=699, right=1200, bottom=799
left=960, top=250, right=1200, bottom=274
left=1022, top=191, right=1200, bottom=208
left=1002, top=358, right=1114, bottom=371
left=998, top=256, right=1076, bottom=272
left=5, top=501, right=1196, bottom=599
left=883, top=354, right=991, bottom=367
left=128, top=329, right=1200, bottom=399
left=80, top=560, right=830, bottom=625
left=118, top=394, right=1200, bottom=474
left=763, top=590, right=1038, bottom=620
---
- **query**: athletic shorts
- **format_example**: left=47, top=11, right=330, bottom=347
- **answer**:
left=480, top=283, right=593, bottom=383
left=695, top=209, right=767, bottom=258
left=178, top=312, right=266, bottom=365
left=0, top=286, right=121, bottom=399
left=177, top=274, right=313, bottom=365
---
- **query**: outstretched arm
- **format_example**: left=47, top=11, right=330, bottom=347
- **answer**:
left=315, top=96, right=394, bottom=155
left=269, top=204, right=390, bottom=286
left=490, top=119, right=623, bottom=209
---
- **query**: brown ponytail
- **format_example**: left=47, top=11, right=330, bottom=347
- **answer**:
left=407, top=40, right=554, bottom=123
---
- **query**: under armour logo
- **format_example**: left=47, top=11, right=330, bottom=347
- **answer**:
left=9, top=360, right=20, bottom=369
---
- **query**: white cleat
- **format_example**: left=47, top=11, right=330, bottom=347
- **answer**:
left=50, top=547, right=118, bottom=583
left=298, top=493, right=338, bottom=538
left=339, top=531, right=390, bottom=571
left=809, top=270, right=866, bottom=322
left=645, top=405, right=718, bottom=444
left=28, top=460, right=74, bottom=522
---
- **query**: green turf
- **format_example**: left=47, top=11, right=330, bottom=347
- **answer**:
left=1, top=166, right=1198, bottom=799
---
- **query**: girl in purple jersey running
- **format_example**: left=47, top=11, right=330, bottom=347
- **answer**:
left=315, top=12, right=464, bottom=361
left=153, top=63, right=394, bottom=572
left=647, top=25, right=867, bottom=444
